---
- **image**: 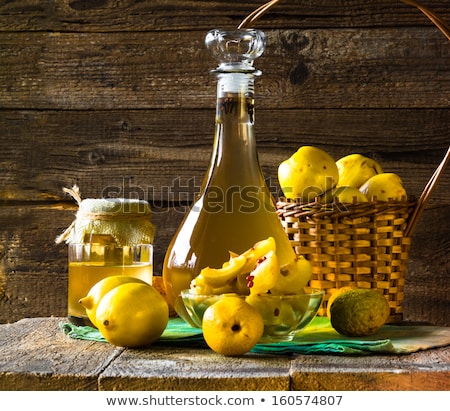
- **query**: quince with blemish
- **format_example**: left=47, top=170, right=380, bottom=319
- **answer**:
left=359, top=172, right=407, bottom=201
left=278, top=146, right=339, bottom=201
left=336, top=153, right=383, bottom=189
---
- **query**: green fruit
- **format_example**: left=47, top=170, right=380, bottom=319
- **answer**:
left=359, top=172, right=407, bottom=201
left=329, top=288, right=390, bottom=337
left=278, top=146, right=339, bottom=202
left=336, top=154, right=383, bottom=188
left=326, top=286, right=356, bottom=318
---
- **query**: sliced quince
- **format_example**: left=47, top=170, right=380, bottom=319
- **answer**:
left=245, top=294, right=296, bottom=326
left=270, top=256, right=312, bottom=295
left=189, top=274, right=214, bottom=294
left=240, top=236, right=277, bottom=274
left=247, top=250, right=280, bottom=295
left=199, top=253, right=247, bottom=287
left=222, top=251, right=239, bottom=267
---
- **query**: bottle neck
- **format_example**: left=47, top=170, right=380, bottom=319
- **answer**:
left=194, top=69, right=276, bottom=219
left=210, top=72, right=262, bottom=181
left=216, top=72, right=255, bottom=97
left=216, top=72, right=255, bottom=134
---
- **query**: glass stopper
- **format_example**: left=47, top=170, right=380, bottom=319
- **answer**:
left=205, top=28, right=266, bottom=72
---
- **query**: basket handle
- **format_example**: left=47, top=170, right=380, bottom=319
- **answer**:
left=400, top=0, right=450, bottom=40
left=238, top=0, right=281, bottom=29
left=405, top=146, right=450, bottom=237
left=238, top=1, right=450, bottom=41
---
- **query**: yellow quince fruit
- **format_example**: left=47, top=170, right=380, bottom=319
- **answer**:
left=359, top=172, right=407, bottom=201
left=321, top=186, right=368, bottom=204
left=202, top=296, right=264, bottom=356
left=79, top=275, right=148, bottom=328
left=336, top=154, right=383, bottom=188
left=278, top=146, right=339, bottom=202
left=96, top=282, right=169, bottom=347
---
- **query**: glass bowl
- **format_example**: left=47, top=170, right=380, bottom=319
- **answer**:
left=180, top=288, right=324, bottom=343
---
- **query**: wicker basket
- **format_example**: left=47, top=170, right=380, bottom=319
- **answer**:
left=244, top=0, right=450, bottom=324
left=276, top=198, right=417, bottom=323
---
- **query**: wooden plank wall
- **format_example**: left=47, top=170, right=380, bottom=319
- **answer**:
left=0, top=0, right=449, bottom=325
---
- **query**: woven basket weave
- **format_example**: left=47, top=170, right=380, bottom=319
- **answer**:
left=276, top=198, right=417, bottom=323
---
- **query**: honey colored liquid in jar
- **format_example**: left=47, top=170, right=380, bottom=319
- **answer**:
left=68, top=244, right=152, bottom=326
left=163, top=79, right=296, bottom=316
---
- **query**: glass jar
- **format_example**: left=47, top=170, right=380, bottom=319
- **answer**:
left=56, top=187, right=155, bottom=326
left=162, top=29, right=306, bottom=319
left=68, top=242, right=153, bottom=326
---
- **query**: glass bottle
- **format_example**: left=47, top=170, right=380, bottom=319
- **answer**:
left=162, top=28, right=298, bottom=317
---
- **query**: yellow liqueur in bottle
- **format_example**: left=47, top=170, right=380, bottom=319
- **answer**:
left=162, top=29, right=301, bottom=317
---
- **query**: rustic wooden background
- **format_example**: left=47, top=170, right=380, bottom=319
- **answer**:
left=0, top=0, right=449, bottom=326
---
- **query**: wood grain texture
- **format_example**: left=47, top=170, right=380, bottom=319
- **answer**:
left=0, top=0, right=449, bottom=32
left=99, top=345, right=291, bottom=391
left=0, top=0, right=449, bottom=325
left=0, top=109, right=448, bottom=201
left=0, top=317, right=122, bottom=390
left=1, top=29, right=449, bottom=110
left=291, top=348, right=450, bottom=390
left=0, top=203, right=185, bottom=322
left=0, top=317, right=449, bottom=391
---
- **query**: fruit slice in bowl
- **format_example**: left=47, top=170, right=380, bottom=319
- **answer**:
left=180, top=288, right=324, bottom=343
